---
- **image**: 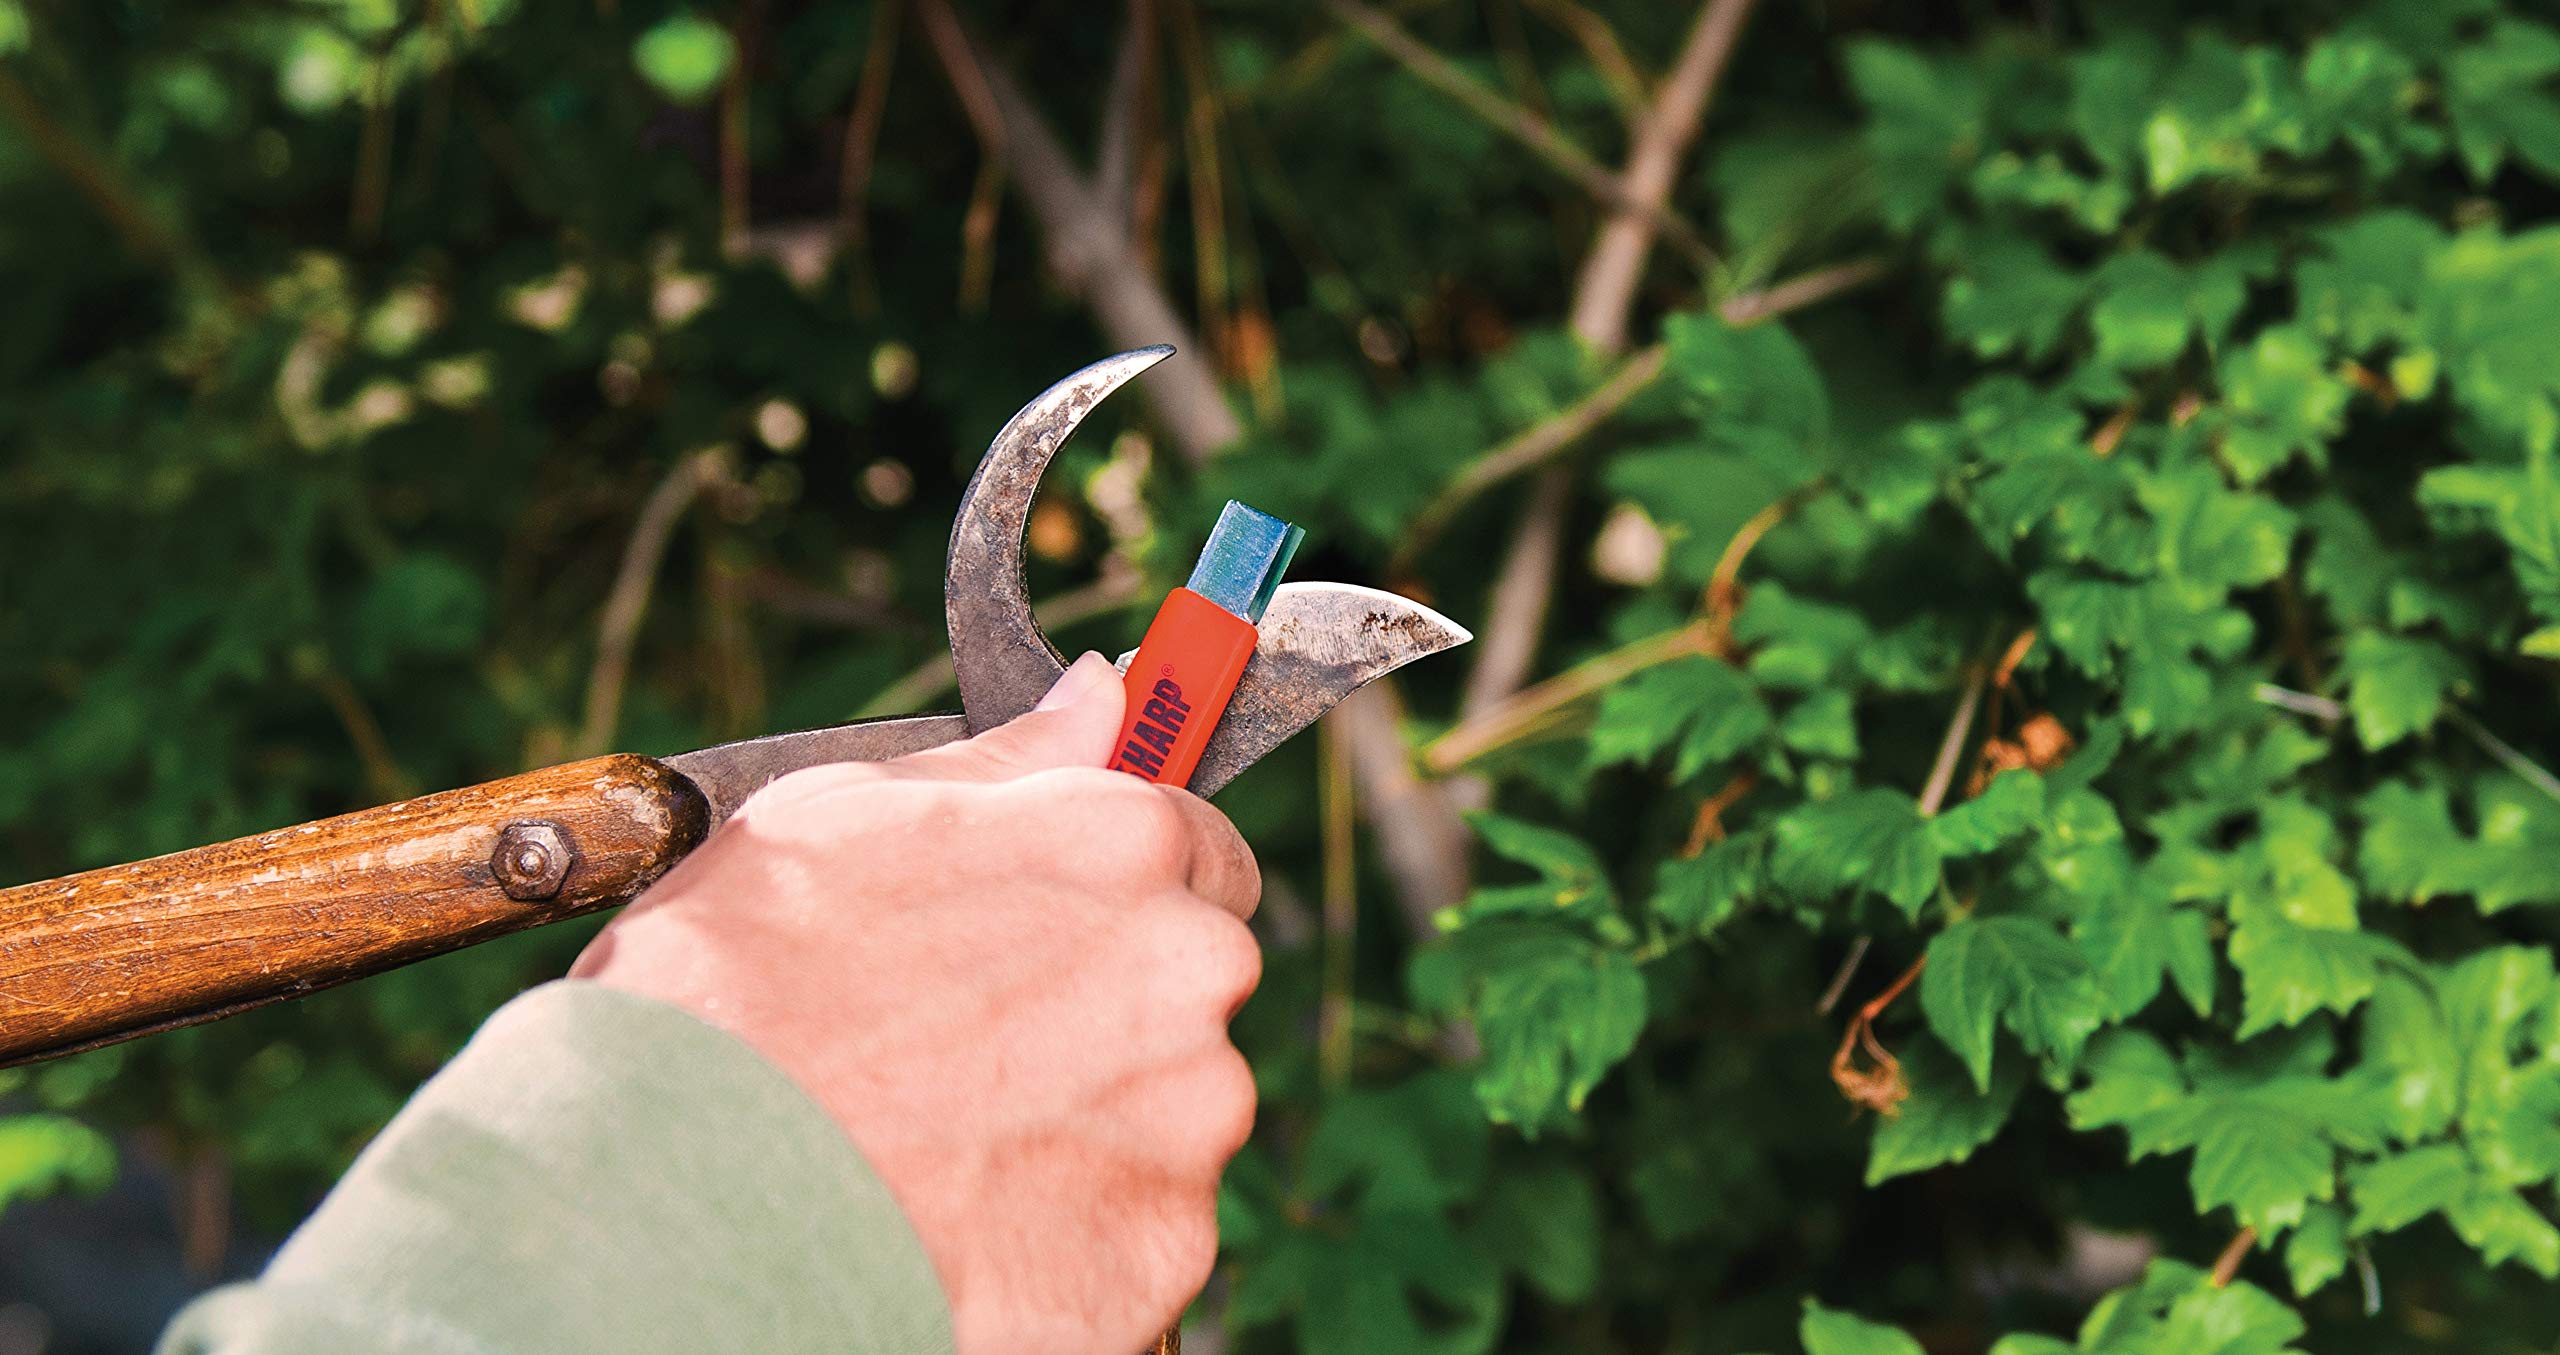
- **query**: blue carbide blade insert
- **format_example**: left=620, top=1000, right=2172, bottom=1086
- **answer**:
left=1183, top=500, right=1305, bottom=624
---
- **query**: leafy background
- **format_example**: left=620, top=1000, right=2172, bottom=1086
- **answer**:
left=4, top=0, right=2560, bottom=1352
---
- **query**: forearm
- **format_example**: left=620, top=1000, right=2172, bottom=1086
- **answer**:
left=159, top=981, right=953, bottom=1355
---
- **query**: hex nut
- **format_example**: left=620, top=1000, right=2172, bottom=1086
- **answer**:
left=491, top=821, right=576, bottom=901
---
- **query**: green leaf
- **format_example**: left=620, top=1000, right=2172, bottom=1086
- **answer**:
left=2346, top=1142, right=2471, bottom=1233
left=2287, top=1204, right=2350, bottom=1296
left=633, top=14, right=738, bottom=104
left=2338, top=631, right=2465, bottom=748
left=1866, top=1038, right=2026, bottom=1184
left=2227, top=897, right=2386, bottom=1037
left=1413, top=920, right=1648, bottom=1133
left=1771, top=788, right=1943, bottom=918
left=0, top=1115, right=115, bottom=1212
left=1930, top=769, right=2046, bottom=855
left=1652, top=830, right=1764, bottom=936
left=1585, top=657, right=1773, bottom=782
left=1921, top=916, right=2104, bottom=1091
left=1800, top=1301, right=1925, bottom=1355
left=1302, top=1072, right=1490, bottom=1211
left=2217, top=327, right=2350, bottom=484
left=1474, top=1161, right=1601, bottom=1302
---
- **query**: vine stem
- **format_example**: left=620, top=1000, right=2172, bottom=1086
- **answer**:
left=576, top=450, right=730, bottom=758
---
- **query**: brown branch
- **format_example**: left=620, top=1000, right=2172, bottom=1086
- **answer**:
left=855, top=564, right=1145, bottom=718
left=1523, top=0, right=1649, bottom=125
left=1918, top=664, right=1989, bottom=818
left=304, top=662, right=417, bottom=803
left=1396, top=344, right=1669, bottom=577
left=1095, top=0, right=1157, bottom=221
left=1680, top=768, right=1757, bottom=856
left=1394, top=255, right=1888, bottom=577
left=576, top=449, right=727, bottom=757
left=0, top=70, right=183, bottom=269
left=914, top=0, right=1242, bottom=463
left=1318, top=711, right=1358, bottom=1090
left=2209, top=1227, right=2258, bottom=1288
left=1325, top=0, right=1712, bottom=269
left=1566, top=0, right=1756, bottom=353
left=835, top=0, right=903, bottom=307
left=1334, top=681, right=1473, bottom=923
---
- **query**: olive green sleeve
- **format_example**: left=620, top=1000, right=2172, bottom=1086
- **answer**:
left=157, top=981, right=954, bottom=1355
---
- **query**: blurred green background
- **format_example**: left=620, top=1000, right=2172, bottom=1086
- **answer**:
left=8, top=1, right=2560, bottom=1352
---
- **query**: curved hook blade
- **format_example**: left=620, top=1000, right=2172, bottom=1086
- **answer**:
left=946, top=345, right=1174, bottom=733
left=1137, top=583, right=1473, bottom=797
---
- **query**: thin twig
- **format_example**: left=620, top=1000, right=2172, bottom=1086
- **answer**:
left=305, top=663, right=418, bottom=803
left=0, top=70, right=184, bottom=270
left=1918, top=665, right=1989, bottom=817
left=2208, top=1227, right=2258, bottom=1288
left=1394, top=256, right=1888, bottom=576
left=1565, top=0, right=1756, bottom=353
left=1333, top=682, right=1473, bottom=926
left=1325, top=0, right=1713, bottom=269
left=855, top=566, right=1146, bottom=718
left=1395, top=344, right=1669, bottom=575
left=576, top=450, right=727, bottom=757
left=1095, top=0, right=1155, bottom=219
left=2446, top=708, right=2560, bottom=807
left=1318, top=712, right=1358, bottom=1090
left=835, top=0, right=903, bottom=309
left=1680, top=768, right=1758, bottom=856
left=1522, top=0, right=1649, bottom=125
left=914, top=0, right=1241, bottom=462
left=1427, top=622, right=1715, bottom=772
left=2258, top=685, right=2560, bottom=806
left=1814, top=935, right=1871, bottom=1016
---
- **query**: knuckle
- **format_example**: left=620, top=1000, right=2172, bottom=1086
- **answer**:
left=1201, top=1046, right=1259, bottom=1157
left=1114, top=790, right=1193, bottom=878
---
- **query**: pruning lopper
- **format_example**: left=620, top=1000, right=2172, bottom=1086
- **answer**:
left=0, top=347, right=1470, bottom=1070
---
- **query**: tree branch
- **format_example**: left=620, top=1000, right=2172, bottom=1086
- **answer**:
left=576, top=450, right=727, bottom=757
left=914, top=0, right=1242, bottom=463
left=1326, top=0, right=1712, bottom=270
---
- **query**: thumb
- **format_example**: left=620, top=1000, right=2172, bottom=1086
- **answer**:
left=889, top=652, right=1124, bottom=782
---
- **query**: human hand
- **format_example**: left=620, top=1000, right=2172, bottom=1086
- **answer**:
left=571, top=653, right=1263, bottom=1353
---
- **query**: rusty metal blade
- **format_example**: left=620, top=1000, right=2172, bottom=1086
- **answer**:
left=1122, top=583, right=1471, bottom=794
left=664, top=713, right=967, bottom=825
left=946, top=346, right=1173, bottom=736
left=663, top=584, right=1467, bottom=820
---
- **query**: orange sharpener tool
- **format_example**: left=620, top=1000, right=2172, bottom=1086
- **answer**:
left=1111, top=501, right=1306, bottom=788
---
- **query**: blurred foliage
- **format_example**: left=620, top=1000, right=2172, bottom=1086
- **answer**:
left=6, top=0, right=2560, bottom=1352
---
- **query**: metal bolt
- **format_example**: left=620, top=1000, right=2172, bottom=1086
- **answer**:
left=490, top=821, right=575, bottom=901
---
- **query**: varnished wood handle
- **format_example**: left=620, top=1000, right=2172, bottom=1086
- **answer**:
left=0, top=754, right=708, bottom=1066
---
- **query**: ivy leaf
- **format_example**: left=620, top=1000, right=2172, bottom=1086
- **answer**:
left=1921, top=916, right=2105, bottom=1092
left=1800, top=1301, right=1925, bottom=1355
left=2338, top=631, right=2466, bottom=748
left=1866, top=1038, right=2026, bottom=1184
left=1772, top=789, right=1944, bottom=918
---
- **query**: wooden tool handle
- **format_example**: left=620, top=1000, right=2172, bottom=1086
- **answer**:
left=0, top=754, right=708, bottom=1066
